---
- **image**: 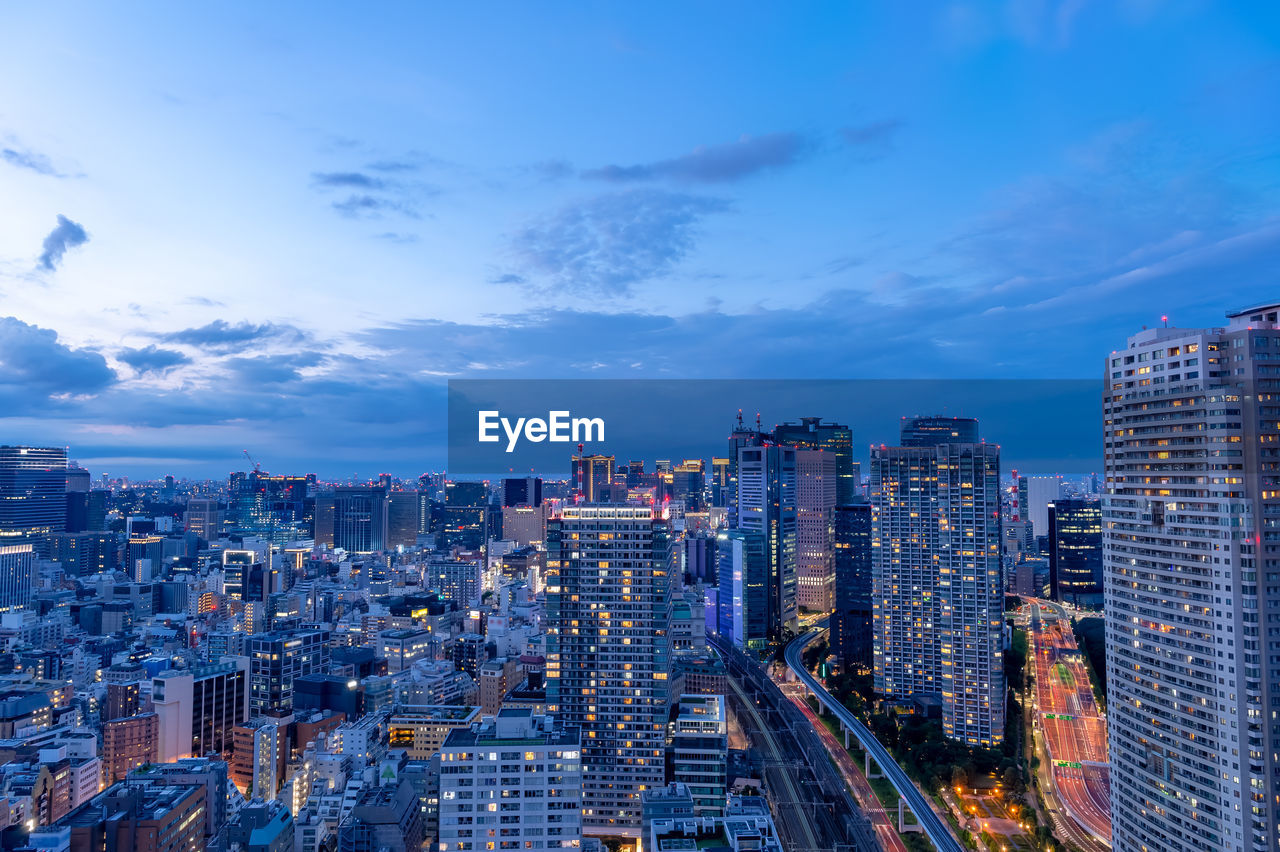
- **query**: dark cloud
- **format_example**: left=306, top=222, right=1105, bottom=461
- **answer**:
left=37, top=215, right=89, bottom=271
left=2, top=147, right=63, bottom=177
left=511, top=189, right=729, bottom=295
left=0, top=316, right=115, bottom=394
left=117, top=345, right=191, bottom=375
left=155, top=319, right=305, bottom=349
left=225, top=352, right=325, bottom=384
left=311, top=171, right=386, bottom=190
left=583, top=132, right=807, bottom=184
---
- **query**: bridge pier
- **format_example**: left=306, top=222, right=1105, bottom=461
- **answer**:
left=844, top=727, right=850, bottom=749
left=865, top=752, right=883, bottom=779
left=898, top=799, right=922, bottom=833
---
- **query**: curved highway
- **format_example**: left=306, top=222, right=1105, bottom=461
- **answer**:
left=786, top=629, right=965, bottom=852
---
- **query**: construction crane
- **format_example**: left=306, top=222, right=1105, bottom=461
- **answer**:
left=242, top=449, right=261, bottom=473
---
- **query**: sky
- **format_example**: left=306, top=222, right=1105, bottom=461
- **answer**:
left=1, top=2, right=1278, bottom=479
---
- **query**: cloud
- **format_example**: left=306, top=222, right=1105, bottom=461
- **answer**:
left=225, top=352, right=326, bottom=384
left=332, top=194, right=420, bottom=219
left=182, top=296, right=226, bottom=308
left=489, top=273, right=526, bottom=285
left=510, top=189, right=729, bottom=295
left=2, top=147, right=63, bottom=177
left=117, top=345, right=191, bottom=375
left=155, top=319, right=305, bottom=350
left=583, top=132, right=807, bottom=184
left=375, top=232, right=419, bottom=244
left=841, top=119, right=904, bottom=148
left=366, top=160, right=420, bottom=173
left=37, top=215, right=89, bottom=271
left=311, top=171, right=386, bottom=190
left=0, top=316, right=115, bottom=394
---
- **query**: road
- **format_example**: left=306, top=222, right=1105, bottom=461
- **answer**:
left=787, top=628, right=965, bottom=852
left=1026, top=598, right=1112, bottom=852
left=711, top=634, right=879, bottom=852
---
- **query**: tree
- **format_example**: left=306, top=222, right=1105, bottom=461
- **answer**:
left=951, top=765, right=969, bottom=789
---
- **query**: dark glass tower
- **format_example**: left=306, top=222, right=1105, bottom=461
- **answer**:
left=773, top=417, right=856, bottom=504
left=1047, top=498, right=1103, bottom=605
left=832, top=501, right=873, bottom=672
left=898, top=416, right=980, bottom=447
left=0, top=445, right=67, bottom=552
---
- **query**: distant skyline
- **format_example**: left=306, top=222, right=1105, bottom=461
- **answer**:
left=2, top=3, right=1278, bottom=477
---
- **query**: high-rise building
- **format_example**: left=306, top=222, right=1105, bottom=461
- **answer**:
left=0, top=543, right=36, bottom=612
left=794, top=449, right=836, bottom=613
left=331, top=486, right=389, bottom=553
left=439, top=481, right=488, bottom=550
left=773, top=417, right=856, bottom=505
left=427, top=557, right=482, bottom=607
left=871, top=419, right=1004, bottom=746
left=1020, top=474, right=1063, bottom=540
left=248, top=629, right=330, bottom=715
left=502, top=476, right=543, bottom=508
left=546, top=505, right=673, bottom=837
left=227, top=471, right=313, bottom=543
left=669, top=694, right=727, bottom=817
left=153, top=657, right=250, bottom=762
left=183, top=497, right=222, bottom=540
left=501, top=503, right=546, bottom=547
left=716, top=530, right=767, bottom=651
left=832, top=502, right=873, bottom=673
left=897, top=416, right=979, bottom=447
left=1104, top=304, right=1280, bottom=852
left=1047, top=498, right=1103, bottom=606
left=735, top=444, right=797, bottom=641
left=570, top=454, right=615, bottom=503
left=0, top=445, right=67, bottom=552
left=387, top=490, right=419, bottom=548
left=438, top=709, right=582, bottom=852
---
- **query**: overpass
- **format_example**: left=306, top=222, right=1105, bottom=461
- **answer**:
left=786, top=628, right=966, bottom=852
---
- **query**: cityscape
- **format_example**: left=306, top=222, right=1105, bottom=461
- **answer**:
left=2, top=5, right=1278, bottom=852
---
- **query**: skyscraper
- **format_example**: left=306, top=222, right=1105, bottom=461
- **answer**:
left=773, top=417, right=856, bottom=504
left=794, top=448, right=836, bottom=613
left=735, top=444, right=797, bottom=641
left=871, top=419, right=1004, bottom=746
left=716, top=529, right=767, bottom=652
left=897, top=415, right=979, bottom=447
left=570, top=454, right=614, bottom=503
left=1047, top=498, right=1102, bottom=606
left=545, top=505, right=672, bottom=838
left=0, top=544, right=36, bottom=613
left=0, top=445, right=67, bottom=552
left=331, top=486, right=389, bottom=553
left=249, top=629, right=331, bottom=715
left=502, top=476, right=542, bottom=508
left=832, top=502, right=873, bottom=672
left=1105, top=304, right=1280, bottom=852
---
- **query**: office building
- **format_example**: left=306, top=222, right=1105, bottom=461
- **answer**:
left=387, top=490, right=419, bottom=548
left=871, top=419, right=1004, bottom=746
left=1019, top=474, right=1063, bottom=540
left=35, top=783, right=207, bottom=852
left=716, top=530, right=767, bottom=652
left=546, top=505, right=673, bottom=837
left=1105, top=304, right=1280, bottom=852
left=570, top=454, right=614, bottom=503
left=387, top=705, right=480, bottom=760
left=735, top=444, right=797, bottom=641
left=897, top=416, right=979, bottom=447
left=227, top=471, right=313, bottom=543
left=832, top=501, right=873, bottom=673
left=183, top=497, right=222, bottom=540
left=439, top=481, right=488, bottom=551
left=337, top=777, right=425, bottom=852
left=249, top=629, right=330, bottom=715
left=0, top=543, right=36, bottom=612
left=331, top=486, right=389, bottom=553
left=438, top=709, right=582, bottom=852
left=153, top=657, right=250, bottom=762
left=503, top=476, right=543, bottom=508
left=669, top=694, right=727, bottom=817
left=773, top=417, right=856, bottom=504
left=501, top=503, right=547, bottom=547
left=1047, top=498, right=1103, bottom=605
left=794, top=448, right=836, bottom=613
left=0, top=445, right=67, bottom=551
left=378, top=628, right=435, bottom=673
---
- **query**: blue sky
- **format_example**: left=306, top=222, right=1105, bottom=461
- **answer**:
left=1, top=2, right=1278, bottom=479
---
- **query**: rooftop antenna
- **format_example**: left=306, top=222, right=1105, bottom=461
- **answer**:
left=736, top=409, right=744, bottom=428
left=1162, top=314, right=1169, bottom=328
